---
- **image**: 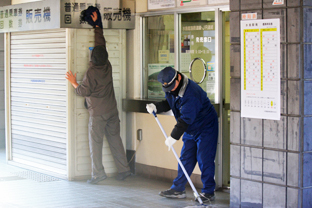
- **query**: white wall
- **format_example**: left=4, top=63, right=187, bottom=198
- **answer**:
left=136, top=113, right=182, bottom=168
left=135, top=113, right=201, bottom=174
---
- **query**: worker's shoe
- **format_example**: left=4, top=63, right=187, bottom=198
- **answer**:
left=115, top=171, right=131, bottom=181
left=87, top=175, right=107, bottom=184
left=195, top=192, right=215, bottom=203
left=159, top=189, right=186, bottom=199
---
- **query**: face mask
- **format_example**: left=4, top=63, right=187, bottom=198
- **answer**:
left=170, top=73, right=183, bottom=96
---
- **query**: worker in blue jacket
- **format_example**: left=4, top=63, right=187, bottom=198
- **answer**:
left=146, top=66, right=218, bottom=203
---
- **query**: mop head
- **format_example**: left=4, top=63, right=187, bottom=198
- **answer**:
left=183, top=192, right=215, bottom=208
left=184, top=204, right=229, bottom=208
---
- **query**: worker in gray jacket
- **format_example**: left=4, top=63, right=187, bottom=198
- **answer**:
left=65, top=7, right=131, bottom=184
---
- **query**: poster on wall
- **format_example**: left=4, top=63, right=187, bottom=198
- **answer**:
left=240, top=19, right=280, bottom=120
left=148, top=0, right=175, bottom=10
left=180, top=22, right=215, bottom=73
left=206, top=71, right=215, bottom=102
left=158, top=50, right=170, bottom=62
left=177, top=0, right=206, bottom=7
left=148, top=64, right=174, bottom=98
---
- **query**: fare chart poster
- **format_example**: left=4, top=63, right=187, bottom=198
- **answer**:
left=240, top=19, right=280, bottom=120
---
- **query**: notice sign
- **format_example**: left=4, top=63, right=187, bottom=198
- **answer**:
left=273, top=0, right=284, bottom=5
left=242, top=13, right=257, bottom=20
left=148, top=0, right=175, bottom=10
left=240, top=19, right=280, bottom=120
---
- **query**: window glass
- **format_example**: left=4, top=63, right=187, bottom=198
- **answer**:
left=143, top=15, right=175, bottom=99
left=180, top=12, right=216, bottom=102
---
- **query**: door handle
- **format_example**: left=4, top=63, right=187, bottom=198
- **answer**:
left=189, top=57, right=207, bottom=84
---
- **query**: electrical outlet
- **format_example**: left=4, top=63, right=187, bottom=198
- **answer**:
left=137, top=129, right=142, bottom=141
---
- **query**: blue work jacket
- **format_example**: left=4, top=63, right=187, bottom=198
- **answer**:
left=165, top=78, right=217, bottom=135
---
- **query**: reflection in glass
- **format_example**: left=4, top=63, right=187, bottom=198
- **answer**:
left=180, top=12, right=216, bottom=102
left=143, top=15, right=174, bottom=99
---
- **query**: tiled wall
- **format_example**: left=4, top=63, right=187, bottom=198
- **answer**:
left=229, top=0, right=312, bottom=207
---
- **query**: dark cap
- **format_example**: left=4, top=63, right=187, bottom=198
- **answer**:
left=91, top=45, right=108, bottom=66
left=157, top=67, right=177, bottom=92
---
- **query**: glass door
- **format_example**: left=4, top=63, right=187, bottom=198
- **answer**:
left=178, top=10, right=231, bottom=190
left=143, top=14, right=175, bottom=99
left=142, top=8, right=231, bottom=190
left=179, top=11, right=217, bottom=103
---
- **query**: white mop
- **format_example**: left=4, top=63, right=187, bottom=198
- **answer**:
left=151, top=111, right=204, bottom=206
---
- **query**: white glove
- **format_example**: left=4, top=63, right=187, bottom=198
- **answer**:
left=165, top=136, right=176, bottom=151
left=146, top=103, right=157, bottom=114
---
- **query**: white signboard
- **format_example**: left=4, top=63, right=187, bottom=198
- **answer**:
left=0, top=0, right=134, bottom=33
left=148, top=0, right=175, bottom=10
left=0, top=0, right=60, bottom=33
left=208, top=0, right=229, bottom=4
left=240, top=19, right=280, bottom=120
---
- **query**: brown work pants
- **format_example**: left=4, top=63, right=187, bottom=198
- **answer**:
left=88, top=108, right=130, bottom=177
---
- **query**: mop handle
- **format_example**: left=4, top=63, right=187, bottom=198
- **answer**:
left=152, top=112, right=203, bottom=205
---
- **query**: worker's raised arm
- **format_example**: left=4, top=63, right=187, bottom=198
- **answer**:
left=81, top=6, right=105, bottom=47
left=94, top=27, right=105, bottom=48
left=91, top=11, right=106, bottom=47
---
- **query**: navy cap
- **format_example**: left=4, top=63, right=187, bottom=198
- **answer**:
left=157, top=67, right=177, bottom=92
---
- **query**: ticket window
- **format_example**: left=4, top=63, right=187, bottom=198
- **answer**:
left=143, top=14, right=175, bottom=99
left=143, top=12, right=218, bottom=103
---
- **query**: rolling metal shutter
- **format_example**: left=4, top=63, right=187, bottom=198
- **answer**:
left=10, top=29, right=67, bottom=178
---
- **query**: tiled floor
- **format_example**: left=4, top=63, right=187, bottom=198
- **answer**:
left=0, top=149, right=230, bottom=208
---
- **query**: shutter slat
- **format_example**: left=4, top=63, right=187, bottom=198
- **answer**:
left=11, top=83, right=66, bottom=90
left=11, top=54, right=66, bottom=59
left=12, top=134, right=66, bottom=148
left=13, top=152, right=67, bottom=168
left=13, top=140, right=66, bottom=155
left=12, top=129, right=66, bottom=143
left=11, top=106, right=66, bottom=117
left=11, top=88, right=66, bottom=96
left=11, top=37, right=67, bottom=45
left=11, top=48, right=66, bottom=54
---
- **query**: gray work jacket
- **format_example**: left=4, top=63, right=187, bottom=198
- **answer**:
left=75, top=28, right=117, bottom=116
